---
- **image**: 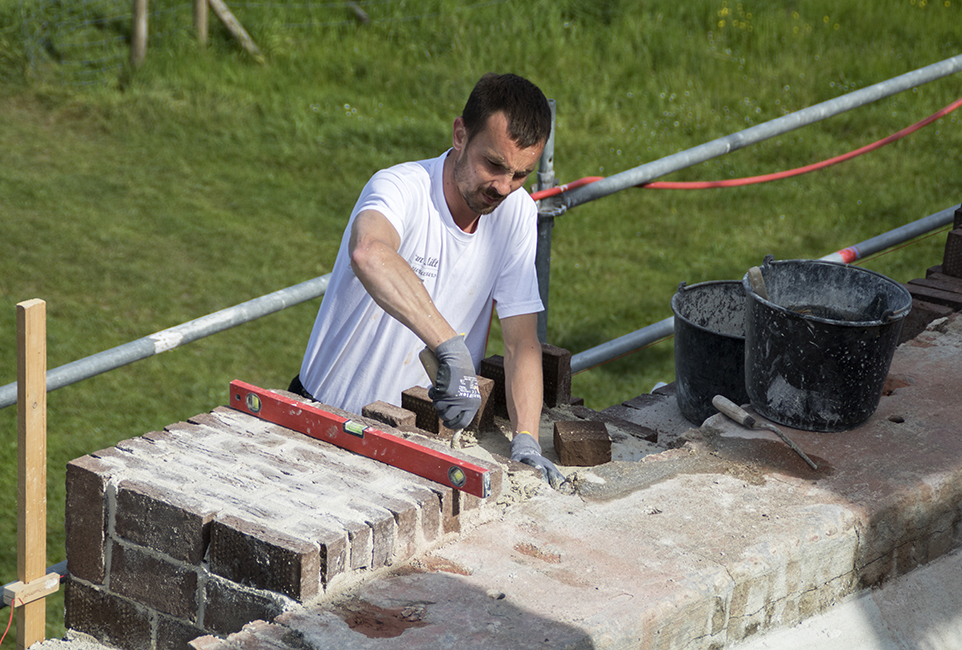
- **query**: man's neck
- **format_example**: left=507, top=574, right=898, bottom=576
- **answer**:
left=442, top=151, right=480, bottom=234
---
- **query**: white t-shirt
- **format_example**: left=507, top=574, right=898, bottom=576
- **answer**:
left=298, top=151, right=543, bottom=414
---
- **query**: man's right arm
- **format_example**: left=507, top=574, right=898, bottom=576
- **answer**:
left=348, top=209, right=456, bottom=352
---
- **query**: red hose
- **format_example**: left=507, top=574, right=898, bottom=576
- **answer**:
left=530, top=95, right=962, bottom=200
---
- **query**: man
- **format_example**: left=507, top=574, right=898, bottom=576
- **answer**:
left=292, top=73, right=564, bottom=487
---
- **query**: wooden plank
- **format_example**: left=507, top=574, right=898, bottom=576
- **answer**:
left=229, top=381, right=492, bottom=498
left=16, top=299, right=47, bottom=649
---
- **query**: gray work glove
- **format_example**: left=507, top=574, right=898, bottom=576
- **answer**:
left=510, top=432, right=567, bottom=490
left=429, top=335, right=481, bottom=430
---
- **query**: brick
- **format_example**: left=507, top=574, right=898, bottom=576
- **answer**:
left=905, top=280, right=962, bottom=310
left=571, top=405, right=659, bottom=442
left=209, top=515, right=320, bottom=601
left=65, top=580, right=152, bottom=650
left=156, top=613, right=207, bottom=650
left=284, top=517, right=350, bottom=585
left=898, top=299, right=955, bottom=343
left=947, top=229, right=962, bottom=277
left=203, top=575, right=292, bottom=636
left=553, top=421, right=611, bottom=466
left=541, top=343, right=572, bottom=408
left=480, top=355, right=508, bottom=417
left=362, top=401, right=417, bottom=428
left=401, top=378, right=495, bottom=437
left=65, top=455, right=110, bottom=584
left=115, top=479, right=214, bottom=563
left=110, top=541, right=199, bottom=620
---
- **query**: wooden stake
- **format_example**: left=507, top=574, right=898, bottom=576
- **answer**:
left=16, top=299, right=48, bottom=650
left=207, top=0, right=265, bottom=64
left=131, top=0, right=148, bottom=68
left=194, top=0, right=208, bottom=46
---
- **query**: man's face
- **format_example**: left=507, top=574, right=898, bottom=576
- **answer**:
left=451, top=112, right=544, bottom=216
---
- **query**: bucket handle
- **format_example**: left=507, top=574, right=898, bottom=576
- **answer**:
left=882, top=304, right=911, bottom=323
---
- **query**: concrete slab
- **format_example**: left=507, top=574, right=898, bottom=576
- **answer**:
left=189, top=313, right=962, bottom=649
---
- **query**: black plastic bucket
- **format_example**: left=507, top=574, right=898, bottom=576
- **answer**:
left=742, top=256, right=912, bottom=432
left=672, top=280, right=749, bottom=425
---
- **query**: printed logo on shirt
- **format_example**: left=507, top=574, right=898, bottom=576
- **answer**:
left=411, top=254, right=440, bottom=280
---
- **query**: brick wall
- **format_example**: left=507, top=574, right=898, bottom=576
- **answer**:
left=63, top=400, right=504, bottom=650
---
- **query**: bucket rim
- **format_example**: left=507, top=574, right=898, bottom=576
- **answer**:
left=741, top=257, right=912, bottom=327
left=671, top=279, right=746, bottom=340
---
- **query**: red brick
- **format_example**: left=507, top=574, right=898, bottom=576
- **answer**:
left=209, top=515, right=320, bottom=601
left=541, top=343, right=572, bottom=408
left=362, top=401, right=417, bottom=428
left=553, top=421, right=611, bottom=466
left=110, top=541, right=199, bottom=620
left=203, top=575, right=291, bottom=636
left=65, top=580, right=152, bottom=650
left=115, top=479, right=214, bottom=563
left=65, top=455, right=110, bottom=584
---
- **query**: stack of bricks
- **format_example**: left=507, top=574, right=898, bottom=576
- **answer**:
left=64, top=399, right=501, bottom=650
left=900, top=204, right=962, bottom=342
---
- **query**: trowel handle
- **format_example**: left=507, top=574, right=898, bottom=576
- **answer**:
left=712, top=395, right=757, bottom=428
left=419, top=347, right=439, bottom=385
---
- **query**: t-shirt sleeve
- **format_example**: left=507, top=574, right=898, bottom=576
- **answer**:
left=352, top=168, right=414, bottom=242
left=491, top=198, right=544, bottom=319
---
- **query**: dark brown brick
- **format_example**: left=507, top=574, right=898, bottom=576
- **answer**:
left=905, top=280, right=962, bottom=310
left=480, top=355, right=508, bottom=417
left=571, top=405, right=659, bottom=442
left=400, top=377, right=495, bottom=437
left=65, top=580, right=152, bottom=650
left=942, top=229, right=962, bottom=278
left=898, top=299, right=955, bottom=343
left=65, top=455, right=110, bottom=584
left=110, top=541, right=199, bottom=620
left=115, top=479, right=214, bottom=563
left=541, top=343, right=572, bottom=408
left=156, top=613, right=207, bottom=650
left=362, top=401, right=418, bottom=428
left=203, top=575, right=291, bottom=636
left=554, top=421, right=611, bottom=466
left=284, top=517, right=350, bottom=585
left=209, top=515, right=320, bottom=601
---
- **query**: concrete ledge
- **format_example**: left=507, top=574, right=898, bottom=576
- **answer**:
left=187, top=314, right=962, bottom=649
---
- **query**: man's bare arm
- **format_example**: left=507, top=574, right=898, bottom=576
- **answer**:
left=500, top=312, right=543, bottom=436
left=349, top=209, right=457, bottom=351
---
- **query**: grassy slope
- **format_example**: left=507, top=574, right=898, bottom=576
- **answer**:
left=1, top=0, right=960, bottom=638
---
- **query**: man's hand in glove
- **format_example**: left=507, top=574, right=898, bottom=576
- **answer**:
left=429, top=335, right=481, bottom=430
left=510, top=432, right=567, bottom=490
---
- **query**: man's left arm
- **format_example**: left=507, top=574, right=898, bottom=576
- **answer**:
left=500, top=312, right=543, bottom=435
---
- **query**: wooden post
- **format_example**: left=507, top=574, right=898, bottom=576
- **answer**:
left=15, top=299, right=49, bottom=650
left=194, top=0, right=208, bottom=46
left=131, top=0, right=148, bottom=68
left=208, top=0, right=265, bottom=64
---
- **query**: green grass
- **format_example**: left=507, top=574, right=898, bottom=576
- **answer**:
left=1, top=0, right=961, bottom=640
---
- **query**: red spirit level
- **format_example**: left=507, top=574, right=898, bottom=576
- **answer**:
left=229, top=380, right=492, bottom=498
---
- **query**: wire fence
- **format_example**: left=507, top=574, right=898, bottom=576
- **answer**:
left=18, top=0, right=509, bottom=86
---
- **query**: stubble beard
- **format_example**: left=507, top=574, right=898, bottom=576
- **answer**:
left=453, top=150, right=505, bottom=216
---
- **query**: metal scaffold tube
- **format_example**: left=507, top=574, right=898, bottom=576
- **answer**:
left=0, top=275, right=331, bottom=410
left=562, top=54, right=962, bottom=209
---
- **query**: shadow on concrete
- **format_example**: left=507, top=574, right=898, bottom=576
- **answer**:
left=225, top=569, right=596, bottom=650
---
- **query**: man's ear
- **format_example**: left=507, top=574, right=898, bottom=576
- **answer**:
left=452, top=116, right=468, bottom=153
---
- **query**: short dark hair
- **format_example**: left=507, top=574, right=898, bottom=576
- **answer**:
left=461, top=73, right=551, bottom=149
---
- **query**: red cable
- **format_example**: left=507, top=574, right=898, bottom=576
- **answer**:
left=1, top=602, right=13, bottom=647
left=530, top=95, right=962, bottom=199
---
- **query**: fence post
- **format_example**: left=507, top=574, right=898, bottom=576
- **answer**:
left=194, top=0, right=208, bottom=46
left=535, top=99, right=562, bottom=343
left=8, top=300, right=58, bottom=650
left=130, top=0, right=148, bottom=68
